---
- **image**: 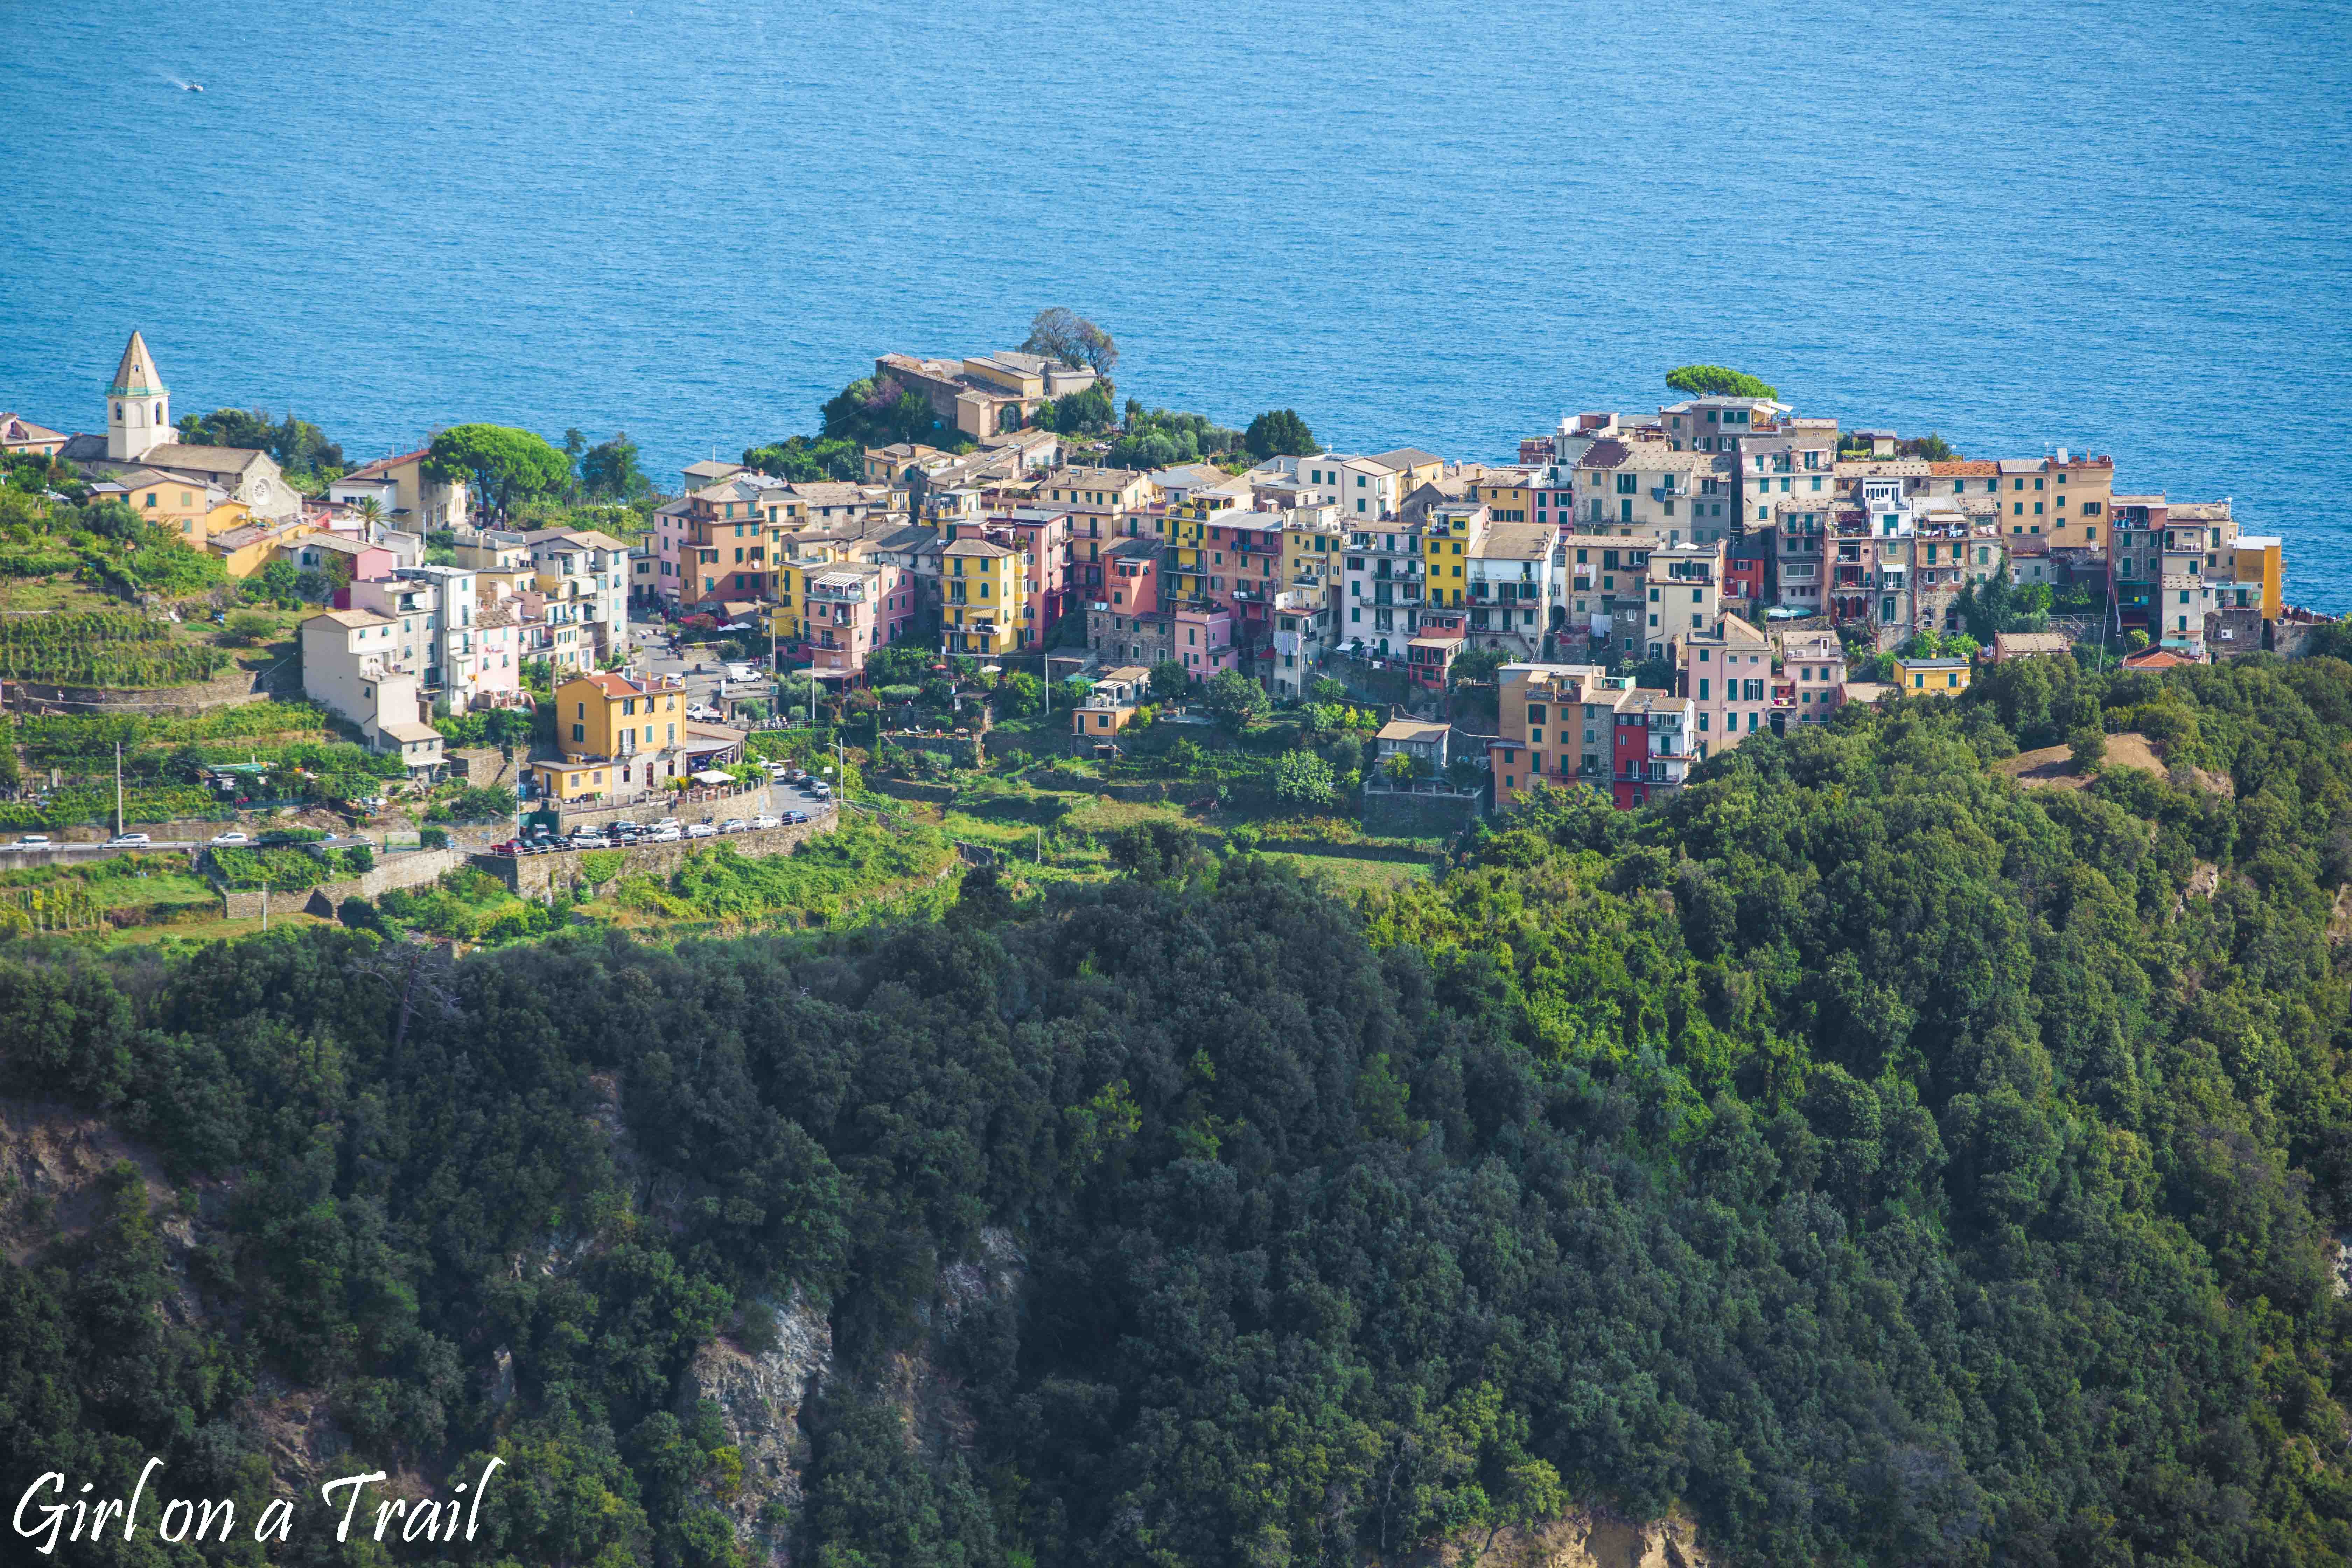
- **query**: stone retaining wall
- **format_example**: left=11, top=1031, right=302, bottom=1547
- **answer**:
left=884, top=730, right=985, bottom=767
left=467, top=810, right=838, bottom=899
left=554, top=782, right=774, bottom=832
left=4, top=660, right=286, bottom=717
left=220, top=847, right=462, bottom=920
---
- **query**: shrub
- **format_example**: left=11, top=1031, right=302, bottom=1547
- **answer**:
left=1273, top=749, right=1337, bottom=810
left=223, top=612, right=278, bottom=646
left=428, top=786, right=518, bottom=824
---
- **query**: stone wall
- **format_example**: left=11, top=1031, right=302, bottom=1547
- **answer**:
left=468, top=809, right=838, bottom=899
left=2206, top=607, right=2264, bottom=659
left=1362, top=784, right=1483, bottom=837
left=219, top=847, right=462, bottom=920
left=555, top=781, right=772, bottom=832
left=884, top=730, right=985, bottom=768
left=447, top=746, right=513, bottom=785
left=4, top=659, right=286, bottom=717
left=2271, top=617, right=2337, bottom=660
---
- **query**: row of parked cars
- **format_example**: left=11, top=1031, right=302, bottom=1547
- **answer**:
left=490, top=809, right=814, bottom=858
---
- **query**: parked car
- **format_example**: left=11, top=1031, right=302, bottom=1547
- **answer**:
left=647, top=826, right=681, bottom=843
left=783, top=810, right=809, bottom=825
left=727, top=662, right=761, bottom=682
left=209, top=830, right=250, bottom=846
left=686, top=822, right=717, bottom=839
left=490, top=840, right=519, bottom=856
left=717, top=818, right=749, bottom=834
left=809, top=783, right=832, bottom=799
left=15, top=835, right=50, bottom=849
left=750, top=814, right=780, bottom=830
left=651, top=818, right=681, bottom=833
left=107, top=833, right=151, bottom=847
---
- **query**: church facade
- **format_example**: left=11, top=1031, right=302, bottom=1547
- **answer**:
left=60, top=332, right=302, bottom=522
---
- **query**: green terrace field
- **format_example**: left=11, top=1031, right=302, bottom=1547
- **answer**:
left=0, top=610, right=232, bottom=687
left=0, top=852, right=221, bottom=934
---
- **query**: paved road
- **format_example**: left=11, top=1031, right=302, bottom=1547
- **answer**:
left=626, top=617, right=781, bottom=714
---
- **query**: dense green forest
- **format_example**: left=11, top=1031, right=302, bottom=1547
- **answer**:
left=4, top=649, right=2352, bottom=1566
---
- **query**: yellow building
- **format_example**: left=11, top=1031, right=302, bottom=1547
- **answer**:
left=209, top=518, right=318, bottom=578
left=1891, top=656, right=1972, bottom=697
left=2233, top=536, right=2283, bottom=617
left=112, top=467, right=251, bottom=540
left=531, top=756, right=618, bottom=806
left=1281, top=510, right=1344, bottom=589
left=1474, top=475, right=1534, bottom=523
left=1157, top=501, right=1217, bottom=602
left=943, top=538, right=1022, bottom=656
left=2041, top=454, right=2115, bottom=552
left=552, top=670, right=687, bottom=761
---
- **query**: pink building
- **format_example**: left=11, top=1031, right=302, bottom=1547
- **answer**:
left=798, top=560, right=917, bottom=680
left=962, top=510, right=1074, bottom=643
left=1774, top=628, right=1846, bottom=730
left=649, top=497, right=690, bottom=608
left=1679, top=611, right=1772, bottom=762
left=1173, top=604, right=1233, bottom=679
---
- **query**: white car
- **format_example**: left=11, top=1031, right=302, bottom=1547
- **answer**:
left=687, top=703, right=717, bottom=721
left=727, top=662, right=761, bottom=682
left=209, top=830, right=250, bottom=846
left=16, top=835, right=50, bottom=849
left=750, top=814, right=781, bottom=830
left=107, top=833, right=151, bottom=847
left=647, top=826, right=682, bottom=843
left=686, top=822, right=717, bottom=839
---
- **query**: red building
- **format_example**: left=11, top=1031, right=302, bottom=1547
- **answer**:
left=1725, top=538, right=1768, bottom=608
left=1407, top=608, right=1468, bottom=688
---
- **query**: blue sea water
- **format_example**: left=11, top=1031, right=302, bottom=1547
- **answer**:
left=2, top=0, right=2348, bottom=608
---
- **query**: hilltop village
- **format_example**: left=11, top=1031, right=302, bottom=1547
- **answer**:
left=0, top=328, right=2326, bottom=942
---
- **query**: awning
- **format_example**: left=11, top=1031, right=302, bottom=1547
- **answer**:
left=691, top=769, right=734, bottom=785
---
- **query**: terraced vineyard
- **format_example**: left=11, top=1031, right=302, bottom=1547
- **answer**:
left=0, top=611, right=230, bottom=687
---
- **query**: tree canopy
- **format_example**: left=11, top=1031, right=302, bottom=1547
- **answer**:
left=424, top=424, right=574, bottom=518
left=1664, top=364, right=1778, bottom=400
left=1244, top=408, right=1317, bottom=459
left=1020, top=307, right=1119, bottom=376
left=580, top=430, right=651, bottom=499
left=176, top=406, right=345, bottom=476
left=4, top=652, right=2352, bottom=1567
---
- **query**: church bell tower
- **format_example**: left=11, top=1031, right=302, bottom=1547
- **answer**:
left=106, top=331, right=170, bottom=462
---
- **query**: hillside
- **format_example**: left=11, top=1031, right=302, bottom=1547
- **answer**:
left=0, top=649, right=2350, bottom=1566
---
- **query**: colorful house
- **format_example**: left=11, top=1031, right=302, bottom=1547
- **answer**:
left=1071, top=665, right=1154, bottom=754
left=1891, top=656, right=1971, bottom=697
left=942, top=537, right=1024, bottom=657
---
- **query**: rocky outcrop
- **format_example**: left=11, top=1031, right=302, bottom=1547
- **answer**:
left=1401, top=1509, right=1709, bottom=1568
left=687, top=1294, right=834, bottom=1567
left=0, top=1097, right=175, bottom=1264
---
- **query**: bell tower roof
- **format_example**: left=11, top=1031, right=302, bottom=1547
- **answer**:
left=108, top=331, right=165, bottom=398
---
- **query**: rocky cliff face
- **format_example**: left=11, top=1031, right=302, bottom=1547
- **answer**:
left=681, top=1225, right=1028, bottom=1566
left=687, top=1294, right=835, bottom=1568
left=1400, top=1510, right=1708, bottom=1568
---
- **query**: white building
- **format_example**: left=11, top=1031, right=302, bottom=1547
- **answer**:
left=329, top=447, right=472, bottom=532
left=350, top=565, right=492, bottom=706
left=1464, top=522, right=1555, bottom=658
left=522, top=528, right=630, bottom=666
left=298, top=609, right=446, bottom=773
